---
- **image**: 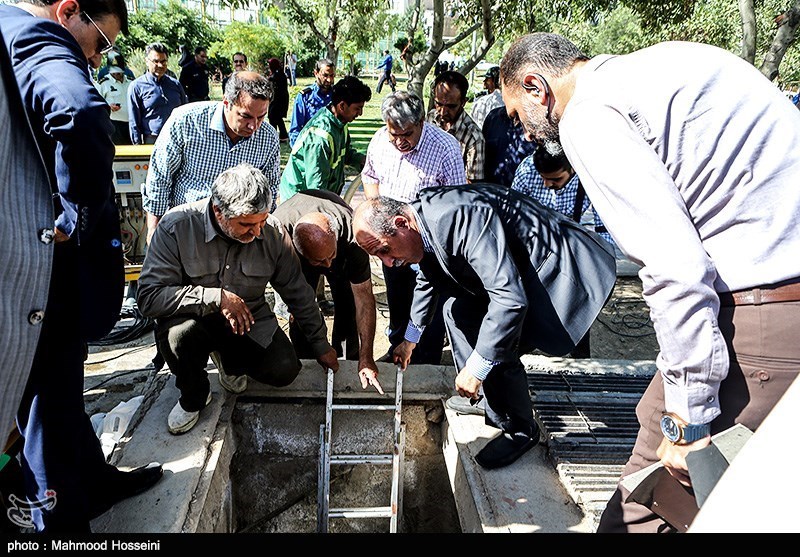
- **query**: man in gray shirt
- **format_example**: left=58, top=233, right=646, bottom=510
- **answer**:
left=137, top=163, right=339, bottom=435
left=501, top=33, right=800, bottom=532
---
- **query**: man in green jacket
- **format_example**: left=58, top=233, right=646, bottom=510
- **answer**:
left=279, top=76, right=371, bottom=202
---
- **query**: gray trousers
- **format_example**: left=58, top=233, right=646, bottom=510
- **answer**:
left=597, top=299, right=800, bottom=533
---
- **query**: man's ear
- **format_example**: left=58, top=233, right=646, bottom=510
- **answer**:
left=55, top=0, right=81, bottom=24
left=393, top=215, right=408, bottom=229
left=521, top=74, right=548, bottom=106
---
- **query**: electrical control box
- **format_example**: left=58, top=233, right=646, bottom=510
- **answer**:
left=113, top=144, right=152, bottom=271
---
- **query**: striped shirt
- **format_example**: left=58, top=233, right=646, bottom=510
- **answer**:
left=143, top=101, right=281, bottom=217
left=426, top=108, right=485, bottom=181
left=511, top=154, right=616, bottom=247
left=361, top=123, right=466, bottom=202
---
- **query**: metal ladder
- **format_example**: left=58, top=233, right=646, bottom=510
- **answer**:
left=317, top=366, right=405, bottom=533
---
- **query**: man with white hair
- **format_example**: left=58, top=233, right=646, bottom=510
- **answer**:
left=137, top=163, right=339, bottom=435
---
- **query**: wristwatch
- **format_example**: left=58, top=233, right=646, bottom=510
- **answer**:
left=660, top=412, right=711, bottom=445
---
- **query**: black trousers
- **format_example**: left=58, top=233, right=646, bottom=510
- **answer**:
left=269, top=113, right=288, bottom=141
left=382, top=263, right=446, bottom=365
left=155, top=314, right=301, bottom=411
left=444, top=295, right=538, bottom=438
left=376, top=71, right=395, bottom=93
left=290, top=268, right=359, bottom=360
left=110, top=120, right=131, bottom=145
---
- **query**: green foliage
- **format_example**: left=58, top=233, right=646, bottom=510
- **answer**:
left=119, top=0, right=221, bottom=58
left=213, top=22, right=287, bottom=75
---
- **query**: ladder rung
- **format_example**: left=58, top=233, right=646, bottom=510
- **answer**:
left=330, top=454, right=393, bottom=465
left=329, top=506, right=394, bottom=519
left=331, top=404, right=396, bottom=411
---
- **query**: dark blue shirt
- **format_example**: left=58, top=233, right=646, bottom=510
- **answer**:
left=289, top=82, right=332, bottom=147
left=481, top=106, right=537, bottom=187
left=127, top=71, right=188, bottom=144
left=179, top=59, right=210, bottom=102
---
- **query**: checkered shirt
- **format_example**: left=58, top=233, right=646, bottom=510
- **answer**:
left=143, top=101, right=281, bottom=216
left=426, top=109, right=486, bottom=181
left=361, top=123, right=467, bottom=202
left=511, top=154, right=615, bottom=245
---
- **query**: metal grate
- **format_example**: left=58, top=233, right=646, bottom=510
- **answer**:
left=527, top=367, right=655, bottom=530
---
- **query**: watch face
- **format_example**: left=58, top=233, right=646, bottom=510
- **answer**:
left=660, top=414, right=682, bottom=443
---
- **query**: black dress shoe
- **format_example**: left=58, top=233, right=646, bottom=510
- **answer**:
left=445, top=395, right=486, bottom=416
left=89, top=462, right=163, bottom=519
left=475, top=430, right=539, bottom=470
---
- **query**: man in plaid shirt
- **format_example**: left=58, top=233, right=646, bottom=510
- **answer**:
left=362, top=90, right=466, bottom=364
left=425, top=70, right=486, bottom=181
left=143, top=71, right=280, bottom=245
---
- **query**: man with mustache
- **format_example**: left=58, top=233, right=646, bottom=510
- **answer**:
left=361, top=90, right=466, bottom=365
left=137, top=163, right=339, bottom=435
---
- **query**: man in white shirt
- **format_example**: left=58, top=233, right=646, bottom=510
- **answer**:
left=470, top=65, right=504, bottom=128
left=501, top=32, right=800, bottom=533
left=96, top=64, right=132, bottom=144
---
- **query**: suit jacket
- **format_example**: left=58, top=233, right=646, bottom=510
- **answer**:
left=410, top=184, right=616, bottom=361
left=0, top=25, right=54, bottom=437
left=0, top=5, right=124, bottom=341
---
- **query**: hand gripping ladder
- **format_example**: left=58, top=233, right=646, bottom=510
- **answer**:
left=317, top=366, right=405, bottom=533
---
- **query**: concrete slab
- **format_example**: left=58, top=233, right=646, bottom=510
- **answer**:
left=443, top=410, right=594, bottom=533
left=88, top=357, right=655, bottom=534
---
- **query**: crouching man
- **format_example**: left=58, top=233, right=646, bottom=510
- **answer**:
left=137, top=163, right=339, bottom=434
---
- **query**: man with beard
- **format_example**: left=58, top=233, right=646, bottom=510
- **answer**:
left=143, top=71, right=280, bottom=245
left=289, top=58, right=336, bottom=147
left=137, top=163, right=339, bottom=435
left=500, top=32, right=800, bottom=533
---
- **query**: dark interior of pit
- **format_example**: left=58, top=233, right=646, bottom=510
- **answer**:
left=229, top=397, right=461, bottom=533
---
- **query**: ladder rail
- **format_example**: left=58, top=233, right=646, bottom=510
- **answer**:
left=317, top=365, right=405, bottom=533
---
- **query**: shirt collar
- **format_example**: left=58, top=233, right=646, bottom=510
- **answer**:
left=210, top=102, right=227, bottom=134
left=204, top=201, right=222, bottom=243
left=408, top=205, right=433, bottom=253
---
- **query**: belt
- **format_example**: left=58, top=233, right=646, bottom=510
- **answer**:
left=718, top=278, right=800, bottom=306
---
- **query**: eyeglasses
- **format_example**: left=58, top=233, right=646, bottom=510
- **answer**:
left=147, top=58, right=168, bottom=66
left=233, top=59, right=246, bottom=65
left=522, top=73, right=553, bottom=120
left=83, top=12, right=114, bottom=55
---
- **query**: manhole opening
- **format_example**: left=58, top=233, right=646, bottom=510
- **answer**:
left=229, top=397, right=461, bottom=533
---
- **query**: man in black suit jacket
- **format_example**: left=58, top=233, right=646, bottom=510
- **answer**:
left=353, top=184, right=616, bottom=469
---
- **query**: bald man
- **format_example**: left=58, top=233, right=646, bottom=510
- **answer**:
left=272, top=189, right=382, bottom=393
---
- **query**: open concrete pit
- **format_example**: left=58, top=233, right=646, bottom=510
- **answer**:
left=228, top=397, right=461, bottom=533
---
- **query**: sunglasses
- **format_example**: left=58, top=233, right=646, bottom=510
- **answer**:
left=83, top=12, right=115, bottom=56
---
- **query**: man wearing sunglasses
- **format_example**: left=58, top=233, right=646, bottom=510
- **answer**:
left=501, top=32, right=800, bottom=533
left=0, top=0, right=163, bottom=533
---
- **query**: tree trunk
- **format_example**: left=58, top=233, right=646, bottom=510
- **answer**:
left=738, top=0, right=757, bottom=63
left=760, top=0, right=800, bottom=82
